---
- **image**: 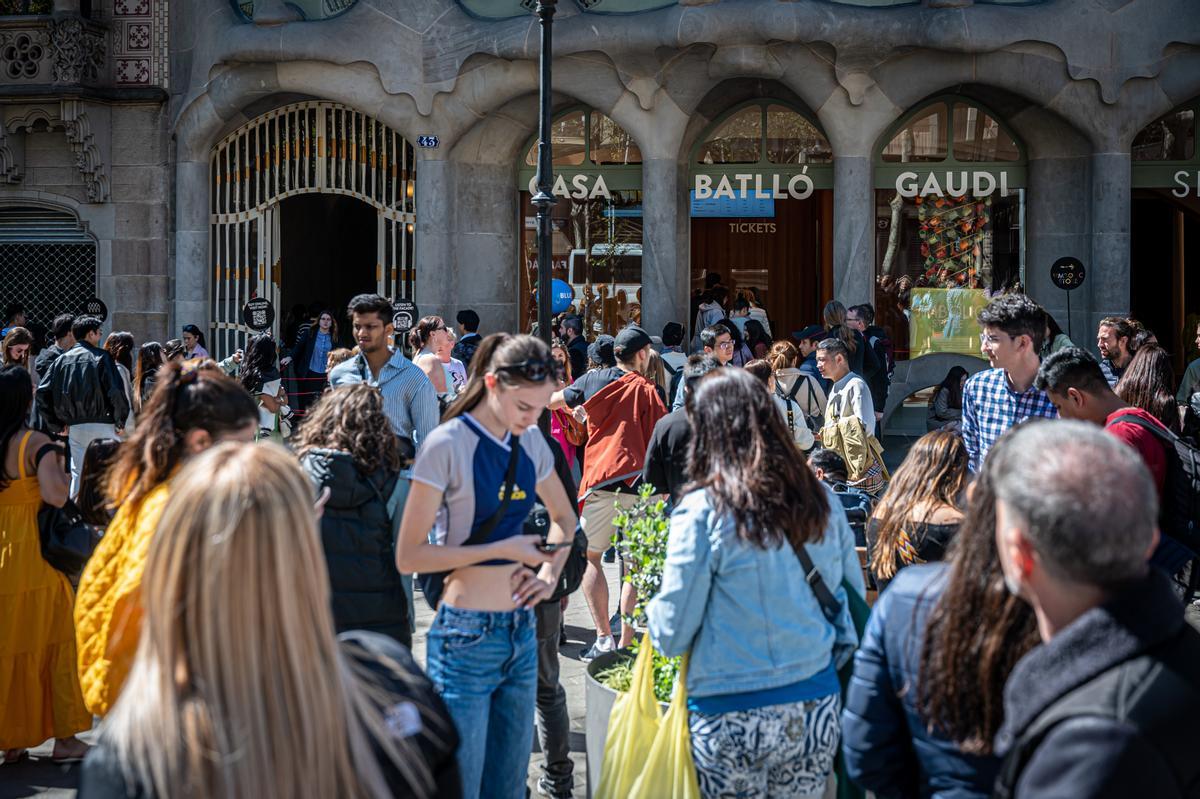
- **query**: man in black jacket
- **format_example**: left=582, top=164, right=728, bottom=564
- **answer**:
left=34, top=312, right=76, bottom=378
left=991, top=420, right=1200, bottom=799
left=847, top=303, right=890, bottom=420
left=562, top=315, right=589, bottom=380
left=36, top=315, right=129, bottom=496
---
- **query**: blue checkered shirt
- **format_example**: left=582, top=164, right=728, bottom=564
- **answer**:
left=961, top=367, right=1058, bottom=472
left=328, top=347, right=439, bottom=449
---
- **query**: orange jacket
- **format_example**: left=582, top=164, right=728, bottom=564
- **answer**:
left=579, top=371, right=667, bottom=500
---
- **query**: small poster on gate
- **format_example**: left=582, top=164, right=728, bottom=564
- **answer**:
left=392, top=298, right=418, bottom=332
left=242, top=297, right=275, bottom=331
left=79, top=297, right=108, bottom=323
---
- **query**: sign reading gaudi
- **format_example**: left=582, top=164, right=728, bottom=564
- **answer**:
left=895, top=171, right=1011, bottom=198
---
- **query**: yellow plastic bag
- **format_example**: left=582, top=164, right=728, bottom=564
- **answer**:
left=595, top=636, right=663, bottom=799
left=630, top=652, right=701, bottom=799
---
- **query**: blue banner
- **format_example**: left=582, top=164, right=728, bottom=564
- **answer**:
left=689, top=191, right=776, bottom=218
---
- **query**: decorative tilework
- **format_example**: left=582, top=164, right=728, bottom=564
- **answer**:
left=112, top=0, right=166, bottom=88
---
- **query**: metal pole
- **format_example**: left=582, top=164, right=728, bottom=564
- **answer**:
left=533, top=0, right=557, bottom=346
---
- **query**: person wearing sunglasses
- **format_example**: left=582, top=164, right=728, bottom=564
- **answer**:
left=548, top=324, right=667, bottom=659
left=397, top=333, right=576, bottom=799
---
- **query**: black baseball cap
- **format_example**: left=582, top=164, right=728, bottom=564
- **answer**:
left=792, top=324, right=826, bottom=342
left=588, top=335, right=616, bottom=367
left=614, top=325, right=652, bottom=358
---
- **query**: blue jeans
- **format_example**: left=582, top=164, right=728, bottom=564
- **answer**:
left=426, top=604, right=538, bottom=799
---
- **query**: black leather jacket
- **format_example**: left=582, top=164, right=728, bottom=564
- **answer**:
left=35, top=342, right=130, bottom=428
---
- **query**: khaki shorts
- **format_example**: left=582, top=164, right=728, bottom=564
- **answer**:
left=580, top=489, right=640, bottom=552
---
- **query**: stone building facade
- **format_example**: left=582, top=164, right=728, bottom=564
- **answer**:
left=3, top=0, right=1199, bottom=387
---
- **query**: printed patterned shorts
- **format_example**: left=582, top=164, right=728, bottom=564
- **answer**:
left=688, top=692, right=840, bottom=799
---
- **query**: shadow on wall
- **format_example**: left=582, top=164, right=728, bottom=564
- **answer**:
left=880, top=352, right=989, bottom=434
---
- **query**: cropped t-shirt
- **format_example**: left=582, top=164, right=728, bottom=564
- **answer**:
left=410, top=413, right=554, bottom=556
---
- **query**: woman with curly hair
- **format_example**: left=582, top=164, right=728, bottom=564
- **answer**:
left=294, top=383, right=412, bottom=647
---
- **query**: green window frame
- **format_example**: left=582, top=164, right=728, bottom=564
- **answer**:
left=1131, top=98, right=1200, bottom=189
left=516, top=106, right=643, bottom=192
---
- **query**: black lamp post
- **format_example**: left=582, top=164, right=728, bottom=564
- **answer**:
left=532, top=0, right=557, bottom=346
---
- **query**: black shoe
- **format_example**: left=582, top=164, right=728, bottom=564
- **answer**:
left=602, top=546, right=616, bottom=563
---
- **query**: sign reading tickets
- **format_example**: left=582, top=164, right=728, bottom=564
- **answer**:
left=392, top=298, right=418, bottom=332
left=80, top=297, right=108, bottom=323
left=242, top=297, right=275, bottom=331
left=1050, top=257, right=1086, bottom=291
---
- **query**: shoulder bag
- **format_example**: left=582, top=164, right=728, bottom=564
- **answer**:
left=417, top=433, right=520, bottom=610
left=34, top=441, right=102, bottom=577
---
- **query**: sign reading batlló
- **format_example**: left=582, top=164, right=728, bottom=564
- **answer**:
left=895, top=170, right=1012, bottom=198
left=694, top=169, right=815, bottom=201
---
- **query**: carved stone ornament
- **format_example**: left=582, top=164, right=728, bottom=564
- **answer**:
left=0, top=31, right=49, bottom=81
left=60, top=100, right=109, bottom=202
left=48, top=18, right=106, bottom=84
left=0, top=128, right=22, bottom=184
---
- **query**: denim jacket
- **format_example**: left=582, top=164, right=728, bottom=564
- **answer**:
left=647, top=485, right=865, bottom=698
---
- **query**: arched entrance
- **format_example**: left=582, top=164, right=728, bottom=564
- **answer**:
left=688, top=100, right=834, bottom=339
left=873, top=96, right=1027, bottom=364
left=1131, top=98, right=1200, bottom=374
left=209, top=101, right=415, bottom=356
left=516, top=107, right=643, bottom=337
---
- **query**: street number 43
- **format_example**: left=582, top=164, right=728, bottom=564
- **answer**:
left=417, top=135, right=439, bottom=148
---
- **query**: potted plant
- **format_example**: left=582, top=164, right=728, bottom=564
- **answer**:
left=583, top=483, right=681, bottom=796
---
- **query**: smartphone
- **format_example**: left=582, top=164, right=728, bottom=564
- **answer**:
left=535, top=541, right=572, bottom=553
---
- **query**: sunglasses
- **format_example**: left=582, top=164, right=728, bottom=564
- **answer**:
left=495, top=358, right=565, bottom=383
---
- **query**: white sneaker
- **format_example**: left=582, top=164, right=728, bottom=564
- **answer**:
left=581, top=634, right=615, bottom=662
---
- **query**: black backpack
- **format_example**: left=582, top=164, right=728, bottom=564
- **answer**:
left=775, top=375, right=822, bottom=434
left=1112, top=414, right=1200, bottom=555
left=663, top=358, right=684, bottom=409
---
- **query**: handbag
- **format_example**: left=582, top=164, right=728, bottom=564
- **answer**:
left=38, top=499, right=102, bottom=577
left=417, top=433, right=520, bottom=610
left=524, top=504, right=589, bottom=602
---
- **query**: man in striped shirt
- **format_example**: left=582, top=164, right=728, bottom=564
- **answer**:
left=329, top=293, right=439, bottom=452
left=961, top=294, right=1058, bottom=472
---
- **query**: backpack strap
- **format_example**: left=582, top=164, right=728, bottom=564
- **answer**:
left=458, top=421, right=522, bottom=547
left=1111, top=413, right=1182, bottom=447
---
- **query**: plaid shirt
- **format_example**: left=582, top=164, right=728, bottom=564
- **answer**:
left=962, top=367, right=1058, bottom=471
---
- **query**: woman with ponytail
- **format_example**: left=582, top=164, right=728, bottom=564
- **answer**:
left=74, top=362, right=259, bottom=716
left=409, top=315, right=452, bottom=400
left=396, top=333, right=577, bottom=799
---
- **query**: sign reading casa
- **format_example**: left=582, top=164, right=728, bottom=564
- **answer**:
left=896, top=171, right=1011, bottom=198
left=526, top=174, right=611, bottom=200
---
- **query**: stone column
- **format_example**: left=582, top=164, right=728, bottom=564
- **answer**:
left=832, top=154, right=875, bottom=306
left=173, top=158, right=210, bottom=337
left=1025, top=155, right=1092, bottom=343
left=640, top=157, right=689, bottom=338
left=1088, top=151, right=1131, bottom=329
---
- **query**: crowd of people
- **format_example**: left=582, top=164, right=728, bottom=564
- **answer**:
left=1, top=288, right=1199, bottom=799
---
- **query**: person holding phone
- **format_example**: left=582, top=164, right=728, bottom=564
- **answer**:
left=397, top=333, right=576, bottom=799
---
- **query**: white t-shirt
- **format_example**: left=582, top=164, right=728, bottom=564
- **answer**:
left=258, top=378, right=281, bottom=430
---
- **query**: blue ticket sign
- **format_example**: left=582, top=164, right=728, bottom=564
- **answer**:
left=689, top=191, right=775, bottom=218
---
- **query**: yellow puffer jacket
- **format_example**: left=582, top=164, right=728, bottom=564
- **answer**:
left=74, top=481, right=172, bottom=716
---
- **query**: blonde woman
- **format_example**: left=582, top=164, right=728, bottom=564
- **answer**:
left=641, top=347, right=668, bottom=406
left=78, top=442, right=461, bottom=798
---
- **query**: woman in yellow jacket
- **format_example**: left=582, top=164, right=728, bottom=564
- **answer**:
left=75, top=361, right=259, bottom=714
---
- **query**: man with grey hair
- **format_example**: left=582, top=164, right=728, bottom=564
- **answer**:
left=991, top=420, right=1200, bottom=798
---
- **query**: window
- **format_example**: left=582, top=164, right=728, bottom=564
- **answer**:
left=1132, top=108, right=1196, bottom=162
left=590, top=112, right=641, bottom=165
left=875, top=99, right=1027, bottom=361
left=882, top=104, right=948, bottom=163
left=766, top=105, right=832, bottom=164
left=697, top=107, right=761, bottom=165
left=0, top=206, right=97, bottom=334
left=524, top=111, right=640, bottom=167
left=0, top=0, right=51, bottom=12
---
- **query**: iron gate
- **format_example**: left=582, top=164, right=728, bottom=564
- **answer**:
left=209, top=101, right=416, bottom=357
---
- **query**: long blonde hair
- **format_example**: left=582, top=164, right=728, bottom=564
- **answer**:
left=869, top=430, right=968, bottom=580
left=641, top=348, right=667, bottom=393
left=100, top=442, right=437, bottom=799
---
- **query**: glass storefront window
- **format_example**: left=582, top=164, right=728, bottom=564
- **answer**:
left=1132, top=109, right=1196, bottom=161
left=874, top=187, right=1025, bottom=359
left=697, top=107, right=762, bottom=164
left=765, top=105, right=833, bottom=164
left=590, top=112, right=642, bottom=165
left=525, top=110, right=587, bottom=167
left=952, top=104, right=1020, bottom=162
left=519, top=190, right=644, bottom=337
left=882, top=103, right=948, bottom=163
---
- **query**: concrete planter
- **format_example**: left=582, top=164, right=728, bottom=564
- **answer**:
left=584, top=648, right=670, bottom=798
